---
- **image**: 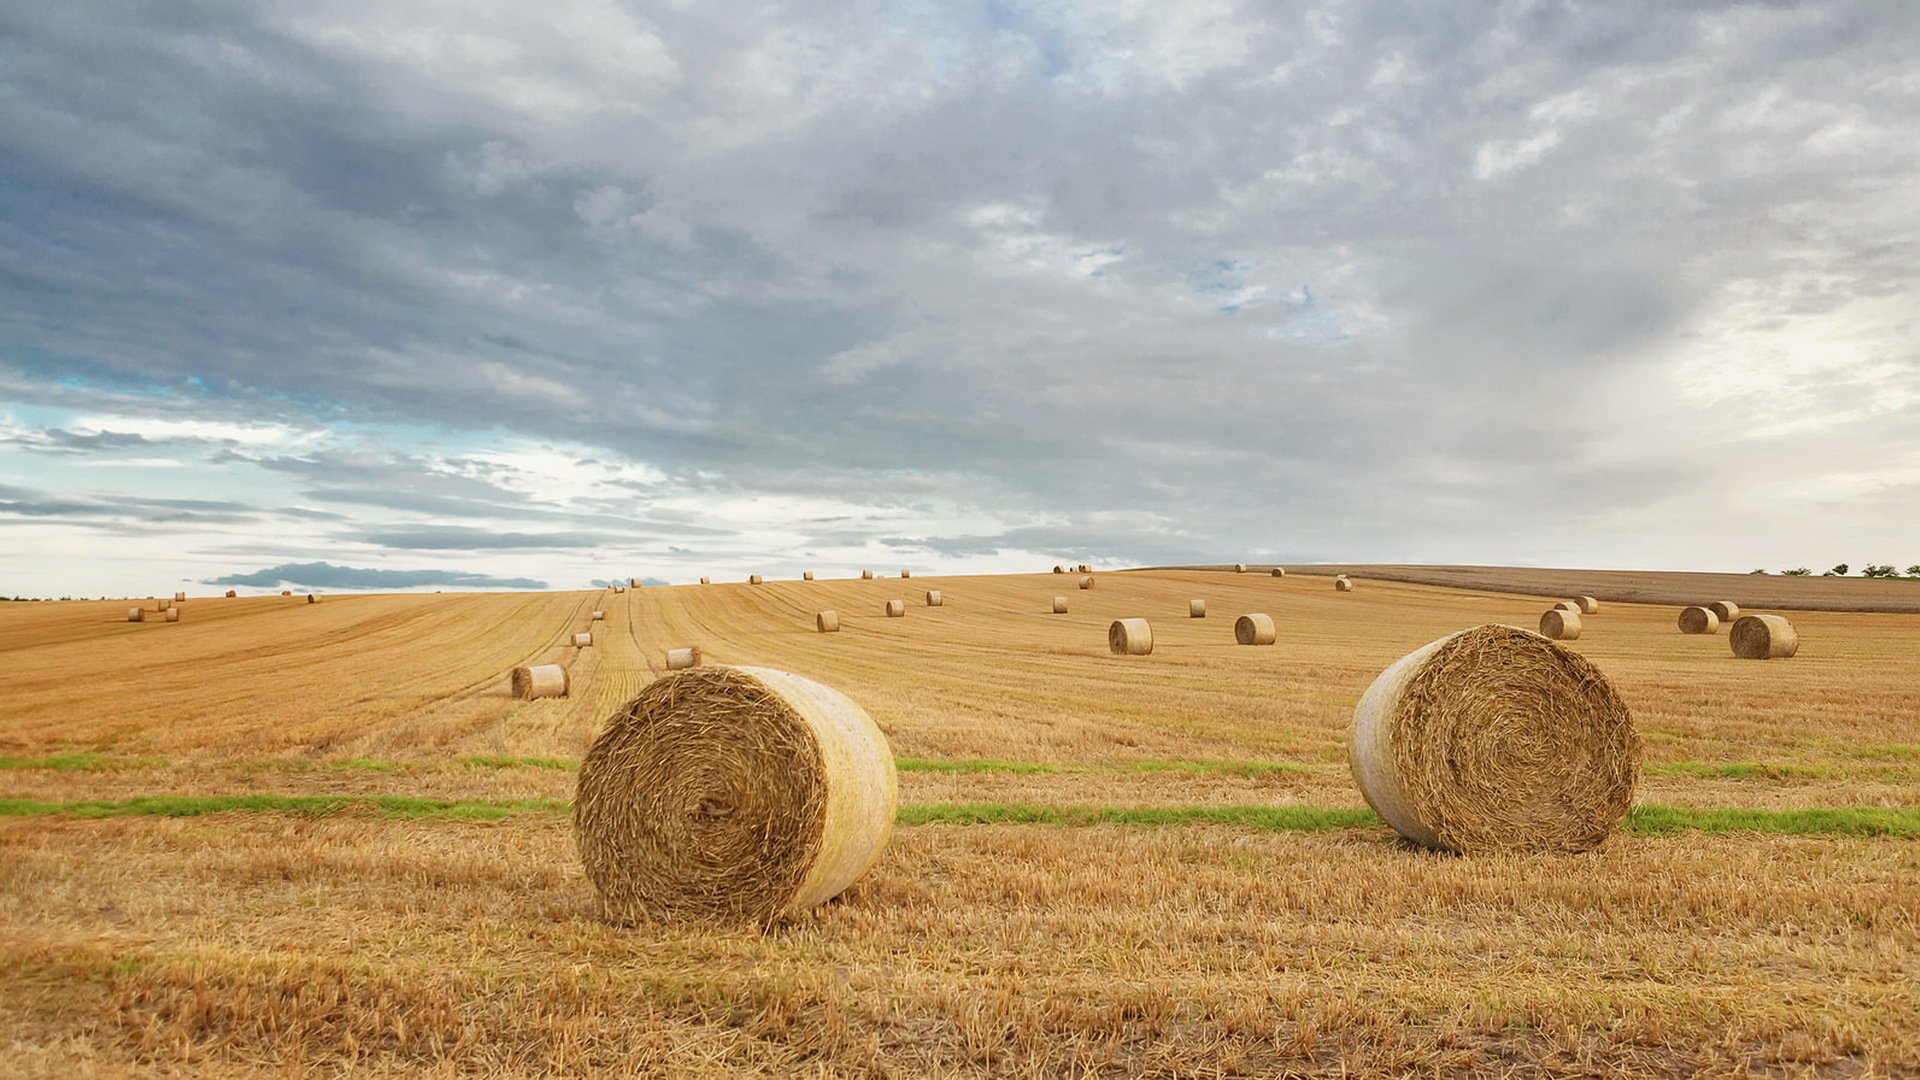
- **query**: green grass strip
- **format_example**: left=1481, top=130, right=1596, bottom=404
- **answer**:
left=892, top=757, right=1308, bottom=776
left=1646, top=762, right=1838, bottom=781
left=460, top=755, right=577, bottom=771
left=0, top=794, right=567, bottom=821
left=900, top=802, right=1375, bottom=830
left=893, top=757, right=1060, bottom=774
left=1627, top=804, right=1920, bottom=838
left=0, top=754, right=110, bottom=771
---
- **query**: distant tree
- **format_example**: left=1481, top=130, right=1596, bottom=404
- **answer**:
left=1748, top=568, right=1769, bottom=575
left=1862, top=564, right=1898, bottom=578
left=1781, top=567, right=1812, bottom=576
left=1823, top=564, right=1850, bottom=577
left=1907, top=565, right=1920, bottom=578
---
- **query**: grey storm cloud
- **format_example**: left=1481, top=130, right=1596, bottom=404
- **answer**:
left=206, top=561, right=546, bottom=591
left=0, top=482, right=259, bottom=526
left=2, top=1, right=1917, bottom=573
left=1, top=428, right=154, bottom=454
left=362, top=526, right=600, bottom=551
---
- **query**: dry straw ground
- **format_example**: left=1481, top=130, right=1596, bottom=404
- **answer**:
left=3, top=570, right=1919, bottom=1076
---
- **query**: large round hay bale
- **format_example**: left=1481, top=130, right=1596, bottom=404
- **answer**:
left=665, top=647, right=702, bottom=670
left=923, top=590, right=942, bottom=607
left=749, top=575, right=764, bottom=585
left=803, top=571, right=815, bottom=581
left=1348, top=624, right=1639, bottom=854
left=816, top=610, right=840, bottom=633
left=1730, top=614, right=1797, bottom=659
left=591, top=610, right=605, bottom=621
left=1272, top=568, right=1286, bottom=577
left=163, top=608, right=180, bottom=623
left=225, top=590, right=237, bottom=598
left=127, top=608, right=144, bottom=622
left=1334, top=577, right=1353, bottom=592
left=1677, top=607, right=1720, bottom=635
left=1539, top=608, right=1581, bottom=640
left=1051, top=596, right=1068, bottom=613
left=1234, top=613, right=1275, bottom=645
left=574, top=666, right=897, bottom=923
left=1108, top=618, right=1153, bottom=655
left=1078, top=576, right=1094, bottom=590
left=574, top=632, right=594, bottom=647
left=511, top=664, right=569, bottom=700
left=1575, top=596, right=1599, bottom=614
left=1189, top=599, right=1206, bottom=618
left=1235, top=564, right=1247, bottom=573
left=884, top=599, right=905, bottom=618
left=1709, top=601, right=1740, bottom=623
left=861, top=570, right=875, bottom=580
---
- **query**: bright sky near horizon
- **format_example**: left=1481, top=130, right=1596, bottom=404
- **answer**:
left=2, top=2, right=1917, bottom=596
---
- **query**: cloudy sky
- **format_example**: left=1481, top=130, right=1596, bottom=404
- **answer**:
left=3, top=1, right=1916, bottom=595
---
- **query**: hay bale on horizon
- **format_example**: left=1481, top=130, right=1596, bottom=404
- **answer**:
left=1053, top=565, right=1065, bottom=574
left=1108, top=618, right=1153, bottom=655
left=804, top=571, right=815, bottom=581
left=1348, top=624, right=1639, bottom=854
left=749, top=574, right=764, bottom=585
left=1272, top=568, right=1286, bottom=577
left=1678, top=606, right=1720, bottom=635
left=665, top=647, right=702, bottom=670
left=1575, top=596, right=1599, bottom=614
left=1077, top=564, right=1091, bottom=574
left=1189, top=599, right=1206, bottom=618
left=280, top=590, right=292, bottom=597
left=815, top=610, right=840, bottom=633
left=1051, top=596, right=1068, bottom=613
left=861, top=570, right=875, bottom=580
left=629, top=578, right=641, bottom=589
left=1709, top=601, right=1741, bottom=623
left=306, top=594, right=318, bottom=604
left=1234, top=613, right=1275, bottom=645
left=1235, top=564, right=1247, bottom=573
left=1539, top=608, right=1581, bottom=640
left=574, top=665, right=897, bottom=923
left=923, top=590, right=942, bottom=607
left=900, top=569, right=911, bottom=578
left=1078, top=576, right=1094, bottom=590
left=174, top=592, right=185, bottom=602
left=127, top=608, right=144, bottom=622
left=700, top=577, right=711, bottom=585
left=574, top=632, right=594, bottom=648
left=1335, top=577, right=1353, bottom=592
left=225, top=590, right=237, bottom=598
left=1730, top=614, right=1797, bottom=659
left=884, top=599, right=905, bottom=618
left=511, top=664, right=569, bottom=700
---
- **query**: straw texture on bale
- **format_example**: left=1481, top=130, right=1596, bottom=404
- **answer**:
left=574, top=665, right=897, bottom=924
left=127, top=608, right=144, bottom=622
left=1539, top=608, right=1581, bottom=640
left=511, top=664, right=569, bottom=700
left=1272, top=568, right=1286, bottom=577
left=884, top=599, right=905, bottom=618
left=1709, top=601, right=1741, bottom=623
left=749, top=575, right=764, bottom=585
left=1234, top=613, right=1276, bottom=645
left=163, top=608, right=180, bottom=623
left=1335, top=577, right=1353, bottom=592
left=591, top=610, right=605, bottom=621
left=1235, top=564, right=1247, bottom=573
left=861, top=570, right=875, bottom=580
left=923, top=590, right=942, bottom=607
left=1552, top=601, right=1581, bottom=615
left=804, top=571, right=815, bottom=581
left=815, top=610, right=840, bottom=633
left=1051, top=596, right=1068, bottom=613
left=1348, top=624, right=1639, bottom=854
left=574, top=632, right=594, bottom=647
left=1189, top=599, right=1206, bottom=618
left=1078, top=576, right=1094, bottom=590
left=1575, top=596, right=1599, bottom=614
left=225, top=590, right=237, bottom=598
left=665, top=647, right=702, bottom=670
left=1108, top=618, right=1153, bottom=655
left=1730, top=614, right=1798, bottom=660
left=1677, top=606, right=1720, bottom=635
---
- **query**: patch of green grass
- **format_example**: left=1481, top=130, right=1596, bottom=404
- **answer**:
left=0, top=794, right=568, bottom=821
left=1129, top=759, right=1307, bottom=777
left=898, top=802, right=1378, bottom=831
left=460, top=755, right=577, bottom=771
left=893, top=757, right=1060, bottom=775
left=892, top=757, right=1308, bottom=777
left=0, top=753, right=109, bottom=771
left=1647, top=762, right=1837, bottom=781
left=1851, top=743, right=1920, bottom=762
left=1627, top=804, right=1920, bottom=838
left=328, top=758, right=415, bottom=773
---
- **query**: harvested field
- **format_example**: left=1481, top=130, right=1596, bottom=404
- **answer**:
left=2, top=570, right=1918, bottom=1076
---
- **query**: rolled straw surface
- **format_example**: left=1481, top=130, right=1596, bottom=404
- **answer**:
left=1539, top=609, right=1581, bottom=640
left=804, top=571, right=815, bottom=581
left=1078, top=576, right=1094, bottom=590
left=127, top=608, right=144, bottom=622
left=1709, top=601, right=1740, bottom=623
left=1575, top=596, right=1599, bottom=614
left=163, top=608, right=180, bottom=623
left=815, top=610, right=840, bottom=633
left=1189, top=599, right=1206, bottom=618
left=900, top=569, right=911, bottom=578
left=1108, top=618, right=1153, bottom=655
left=884, top=599, right=905, bottom=618
left=701, top=577, right=711, bottom=585
left=749, top=575, right=764, bottom=585
left=307, top=594, right=318, bottom=604
left=591, top=611, right=605, bottom=621
left=511, top=664, right=569, bottom=700
left=574, top=666, right=897, bottom=923
left=1730, top=614, right=1797, bottom=659
left=225, top=590, right=237, bottom=598
left=1235, top=564, right=1247, bottom=573
left=1552, top=601, right=1581, bottom=614
left=574, top=632, right=594, bottom=647
left=1051, top=597, right=1068, bottom=613
left=923, top=590, right=942, bottom=607
left=1348, top=624, right=1639, bottom=854
left=1234, top=613, right=1275, bottom=645
left=1677, top=607, right=1719, bottom=635
left=1335, top=577, right=1353, bottom=592
left=665, top=647, right=702, bottom=670
left=861, top=570, right=875, bottom=580
left=1272, top=568, right=1286, bottom=577
left=1053, top=565, right=1065, bottom=574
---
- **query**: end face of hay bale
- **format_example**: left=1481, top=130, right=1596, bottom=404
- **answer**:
left=574, top=632, right=594, bottom=648
left=1108, top=618, right=1153, bottom=655
left=1272, top=568, right=1286, bottom=577
left=749, top=574, right=764, bottom=585
left=127, top=608, right=145, bottom=622
left=1709, top=600, right=1741, bottom=623
left=1677, top=606, right=1720, bottom=635
left=573, top=665, right=897, bottom=923
left=1348, top=624, right=1639, bottom=854
left=1078, top=575, right=1094, bottom=590
left=1730, top=614, right=1797, bottom=659
left=1051, top=596, right=1068, bottom=613
left=1575, top=596, right=1599, bottom=614
left=1234, top=564, right=1247, bottom=573
left=923, top=590, right=942, bottom=607
left=884, top=599, right=905, bottom=617
left=861, top=569, right=875, bottom=580
left=815, top=610, right=840, bottom=633
left=1234, top=613, right=1276, bottom=645
left=511, top=664, right=569, bottom=700
left=1053, top=565, right=1065, bottom=574
left=1539, top=609, right=1581, bottom=640
left=591, top=610, right=605, bottom=621
left=1189, top=599, right=1206, bottom=618
left=665, top=647, right=701, bottom=670
left=1334, top=577, right=1353, bottom=592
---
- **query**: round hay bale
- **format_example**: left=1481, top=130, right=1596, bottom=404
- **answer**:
left=1234, top=613, right=1275, bottom=645
left=1051, top=596, right=1068, bottom=614
left=665, top=647, right=702, bottom=670
left=1053, top=565, right=1065, bottom=574
left=1575, top=596, right=1599, bottom=615
left=1335, top=577, right=1353, bottom=592
left=803, top=571, right=815, bottom=581
left=163, top=608, right=180, bottom=623
left=127, top=608, right=145, bottom=622
left=884, top=599, right=905, bottom=618
left=225, top=589, right=237, bottom=598
left=749, top=575, right=764, bottom=585
left=861, top=570, right=875, bottom=580
left=280, top=590, right=292, bottom=597
left=1348, top=624, right=1639, bottom=854
left=923, top=590, right=942, bottom=607
left=307, top=594, right=318, bottom=604
left=1709, top=601, right=1740, bottom=623
left=1078, top=564, right=1091, bottom=574
left=1272, top=568, right=1286, bottom=577
left=1552, top=601, right=1581, bottom=614
left=174, top=592, right=186, bottom=602
left=1539, top=608, right=1581, bottom=640
left=900, top=569, right=911, bottom=579
left=1189, top=599, right=1206, bottom=618
left=629, top=578, right=641, bottom=589
left=1677, top=606, right=1720, bottom=635
left=574, top=666, right=897, bottom=923
left=511, top=664, right=569, bottom=700
left=591, top=610, right=605, bottom=621
left=1078, top=576, right=1094, bottom=590
left=574, top=632, right=594, bottom=648
left=1235, top=564, right=1247, bottom=573
left=1730, top=614, right=1797, bottom=660
left=700, top=577, right=711, bottom=585
left=1108, top=618, right=1153, bottom=655
left=815, top=610, right=840, bottom=633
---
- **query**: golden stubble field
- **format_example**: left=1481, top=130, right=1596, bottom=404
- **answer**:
left=2, top=569, right=1918, bottom=1077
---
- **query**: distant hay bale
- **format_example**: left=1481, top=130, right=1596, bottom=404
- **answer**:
left=1078, top=576, right=1094, bottom=590
left=1709, top=601, right=1741, bottom=623
left=749, top=575, right=764, bottom=585
left=1234, top=613, right=1276, bottom=645
left=1235, top=564, right=1247, bottom=573
left=1189, top=599, right=1206, bottom=618
left=861, top=570, right=875, bottom=580
left=174, top=592, right=185, bottom=602
left=815, top=610, right=840, bottom=633
left=163, top=608, right=180, bottom=623
left=1730, top=614, right=1798, bottom=660
left=1539, top=608, right=1581, bottom=640
left=307, top=594, right=318, bottom=605
left=1552, top=601, right=1581, bottom=614
left=1677, top=606, right=1720, bottom=635
left=1334, top=577, right=1353, bottom=592
left=574, top=666, right=897, bottom=924
left=1575, top=596, right=1599, bottom=614
left=803, top=571, right=815, bottom=581
left=923, top=590, right=942, bottom=607
left=1108, top=618, right=1153, bottom=655
left=700, top=577, right=711, bottom=585
left=1053, top=565, right=1065, bottom=574
left=1051, top=596, right=1068, bottom=613
left=127, top=608, right=145, bottom=622
left=665, top=647, right=702, bottom=670
left=900, top=569, right=911, bottom=578
left=884, top=599, right=905, bottom=618
left=511, top=664, right=569, bottom=700
left=1348, top=624, right=1640, bottom=854
left=280, top=590, right=292, bottom=597
left=574, top=632, right=594, bottom=647
left=1077, top=564, right=1091, bottom=574
left=1272, top=568, right=1286, bottom=577
left=613, top=585, right=625, bottom=593
left=591, top=610, right=605, bottom=621
left=629, top=579, right=641, bottom=589
left=225, top=590, right=237, bottom=598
